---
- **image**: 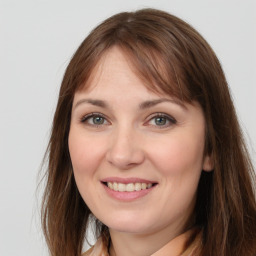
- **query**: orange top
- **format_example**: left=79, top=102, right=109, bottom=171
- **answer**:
left=82, top=227, right=202, bottom=256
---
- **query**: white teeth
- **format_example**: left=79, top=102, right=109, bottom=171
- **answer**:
left=142, top=183, right=147, bottom=189
left=126, top=183, right=134, bottom=192
left=147, top=183, right=152, bottom=188
left=113, top=182, right=118, bottom=191
left=134, top=183, right=141, bottom=191
left=106, top=182, right=154, bottom=192
left=118, top=183, right=126, bottom=192
left=107, top=182, right=113, bottom=189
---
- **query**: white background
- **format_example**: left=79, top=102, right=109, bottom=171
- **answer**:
left=0, top=0, right=255, bottom=255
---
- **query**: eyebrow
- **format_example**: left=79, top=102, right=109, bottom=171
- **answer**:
left=73, top=98, right=187, bottom=110
left=74, top=99, right=108, bottom=109
left=139, top=98, right=187, bottom=110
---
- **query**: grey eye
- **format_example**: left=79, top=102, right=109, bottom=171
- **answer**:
left=92, top=116, right=105, bottom=125
left=154, top=116, right=167, bottom=126
left=81, top=113, right=108, bottom=126
left=147, top=113, right=176, bottom=128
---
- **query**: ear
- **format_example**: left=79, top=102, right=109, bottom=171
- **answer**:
left=202, top=154, right=214, bottom=172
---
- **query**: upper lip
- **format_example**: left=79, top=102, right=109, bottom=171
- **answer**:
left=101, top=177, right=157, bottom=184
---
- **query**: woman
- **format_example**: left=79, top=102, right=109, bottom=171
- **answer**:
left=41, top=8, right=256, bottom=256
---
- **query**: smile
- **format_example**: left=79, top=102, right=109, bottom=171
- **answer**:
left=106, top=182, right=153, bottom=192
left=101, top=178, right=158, bottom=201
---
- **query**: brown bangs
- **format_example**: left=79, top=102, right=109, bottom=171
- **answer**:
left=72, top=10, right=201, bottom=104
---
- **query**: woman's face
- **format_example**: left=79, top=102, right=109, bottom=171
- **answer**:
left=69, top=47, right=212, bottom=236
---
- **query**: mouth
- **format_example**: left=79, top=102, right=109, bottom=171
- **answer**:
left=101, top=178, right=158, bottom=201
left=102, top=181, right=157, bottom=192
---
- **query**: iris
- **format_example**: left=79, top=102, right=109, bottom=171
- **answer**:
left=155, top=116, right=167, bottom=126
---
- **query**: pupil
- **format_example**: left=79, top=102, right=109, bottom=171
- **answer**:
left=93, top=116, right=104, bottom=124
left=155, top=117, right=166, bottom=125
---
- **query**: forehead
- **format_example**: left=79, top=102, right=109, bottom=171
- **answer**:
left=75, top=44, right=194, bottom=106
left=73, top=49, right=158, bottom=107
left=76, top=46, right=172, bottom=96
left=72, top=47, right=192, bottom=112
left=78, top=47, right=148, bottom=94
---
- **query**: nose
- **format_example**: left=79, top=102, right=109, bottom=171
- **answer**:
left=106, top=126, right=145, bottom=170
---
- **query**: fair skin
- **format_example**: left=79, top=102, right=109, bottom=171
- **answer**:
left=69, top=47, right=213, bottom=256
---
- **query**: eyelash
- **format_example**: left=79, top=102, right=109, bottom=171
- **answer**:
left=80, top=112, right=176, bottom=129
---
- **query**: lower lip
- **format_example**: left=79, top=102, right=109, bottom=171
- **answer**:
left=102, top=183, right=155, bottom=201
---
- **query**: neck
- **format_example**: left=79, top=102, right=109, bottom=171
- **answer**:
left=109, top=224, right=194, bottom=256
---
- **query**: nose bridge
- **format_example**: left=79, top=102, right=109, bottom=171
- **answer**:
left=106, top=123, right=144, bottom=169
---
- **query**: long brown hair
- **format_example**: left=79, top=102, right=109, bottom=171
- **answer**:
left=41, top=8, right=256, bottom=256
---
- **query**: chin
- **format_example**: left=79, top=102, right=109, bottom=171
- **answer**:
left=109, top=224, right=148, bottom=234
left=101, top=215, right=153, bottom=234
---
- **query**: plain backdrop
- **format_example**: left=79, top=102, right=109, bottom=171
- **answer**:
left=0, top=0, right=255, bottom=255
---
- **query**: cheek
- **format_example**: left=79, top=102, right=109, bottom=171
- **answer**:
left=147, top=132, right=205, bottom=218
left=68, top=130, right=106, bottom=176
left=68, top=130, right=107, bottom=211
left=148, top=131, right=205, bottom=177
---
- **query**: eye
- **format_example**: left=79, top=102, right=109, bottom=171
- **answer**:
left=91, top=116, right=105, bottom=125
left=154, top=116, right=168, bottom=126
left=80, top=113, right=109, bottom=127
left=147, top=113, right=176, bottom=128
